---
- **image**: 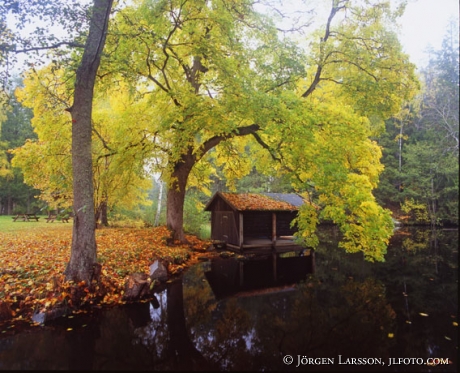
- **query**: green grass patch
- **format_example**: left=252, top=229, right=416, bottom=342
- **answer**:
left=0, top=215, right=73, bottom=233
left=198, top=223, right=211, bottom=240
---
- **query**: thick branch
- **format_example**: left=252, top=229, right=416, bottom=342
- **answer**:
left=200, top=123, right=260, bottom=158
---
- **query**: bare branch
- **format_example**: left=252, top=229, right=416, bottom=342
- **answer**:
left=301, top=1, right=346, bottom=98
left=8, top=41, right=85, bottom=54
left=251, top=131, right=282, bottom=162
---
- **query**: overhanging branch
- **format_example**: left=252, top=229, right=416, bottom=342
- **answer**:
left=200, top=123, right=260, bottom=158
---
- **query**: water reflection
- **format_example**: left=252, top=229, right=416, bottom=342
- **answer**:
left=204, top=254, right=314, bottom=299
left=0, top=227, right=457, bottom=371
left=183, top=265, right=397, bottom=371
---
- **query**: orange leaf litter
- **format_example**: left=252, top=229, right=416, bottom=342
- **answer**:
left=0, top=226, right=212, bottom=327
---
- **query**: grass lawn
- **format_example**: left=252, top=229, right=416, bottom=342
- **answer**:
left=0, top=215, right=72, bottom=233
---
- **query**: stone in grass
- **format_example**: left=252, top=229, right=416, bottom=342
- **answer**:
left=149, top=260, right=169, bottom=283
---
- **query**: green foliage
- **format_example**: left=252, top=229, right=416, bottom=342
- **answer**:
left=294, top=203, right=320, bottom=249
left=183, top=190, right=211, bottom=237
left=402, top=141, right=458, bottom=225
left=0, top=83, right=39, bottom=214
left=400, top=198, right=430, bottom=224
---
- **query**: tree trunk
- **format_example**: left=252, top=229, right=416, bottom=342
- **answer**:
left=398, top=119, right=403, bottom=173
left=154, top=180, right=163, bottom=227
left=100, top=199, right=109, bottom=226
left=7, top=195, right=13, bottom=215
left=166, top=174, right=188, bottom=243
left=166, top=155, right=194, bottom=243
left=65, top=0, right=113, bottom=284
left=96, top=198, right=109, bottom=227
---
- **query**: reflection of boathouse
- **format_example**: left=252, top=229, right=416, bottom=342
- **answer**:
left=205, top=255, right=315, bottom=299
left=205, top=192, right=310, bottom=254
left=204, top=192, right=316, bottom=282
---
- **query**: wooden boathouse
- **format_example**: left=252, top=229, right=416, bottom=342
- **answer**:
left=204, top=192, right=316, bottom=282
left=204, top=192, right=311, bottom=255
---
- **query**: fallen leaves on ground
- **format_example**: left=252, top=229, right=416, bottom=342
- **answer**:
left=0, top=226, right=212, bottom=327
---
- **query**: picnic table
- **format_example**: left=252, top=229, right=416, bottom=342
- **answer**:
left=46, top=212, right=71, bottom=223
left=12, top=213, right=40, bottom=222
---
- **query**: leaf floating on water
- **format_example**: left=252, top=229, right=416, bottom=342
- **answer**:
left=387, top=333, right=394, bottom=338
left=66, top=328, right=73, bottom=331
left=419, top=312, right=429, bottom=317
left=452, top=321, right=458, bottom=327
left=444, top=336, right=451, bottom=341
left=405, top=320, right=412, bottom=324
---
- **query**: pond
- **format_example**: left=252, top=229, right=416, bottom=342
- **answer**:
left=0, top=226, right=458, bottom=371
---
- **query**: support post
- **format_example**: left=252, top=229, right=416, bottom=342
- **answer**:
left=311, top=250, right=316, bottom=274
left=272, top=213, right=277, bottom=243
left=239, top=213, right=244, bottom=249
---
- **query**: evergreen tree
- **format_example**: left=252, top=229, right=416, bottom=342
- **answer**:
left=376, top=21, right=459, bottom=225
left=0, top=81, right=39, bottom=214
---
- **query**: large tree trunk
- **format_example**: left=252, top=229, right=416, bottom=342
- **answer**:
left=65, top=0, right=113, bottom=284
left=166, top=155, right=194, bottom=243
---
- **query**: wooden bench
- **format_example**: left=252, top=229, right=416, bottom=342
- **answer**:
left=12, top=213, right=40, bottom=222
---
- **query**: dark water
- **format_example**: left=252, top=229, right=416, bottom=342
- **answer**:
left=0, top=226, right=458, bottom=371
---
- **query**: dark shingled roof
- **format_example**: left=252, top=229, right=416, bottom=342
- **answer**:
left=261, top=193, right=305, bottom=207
